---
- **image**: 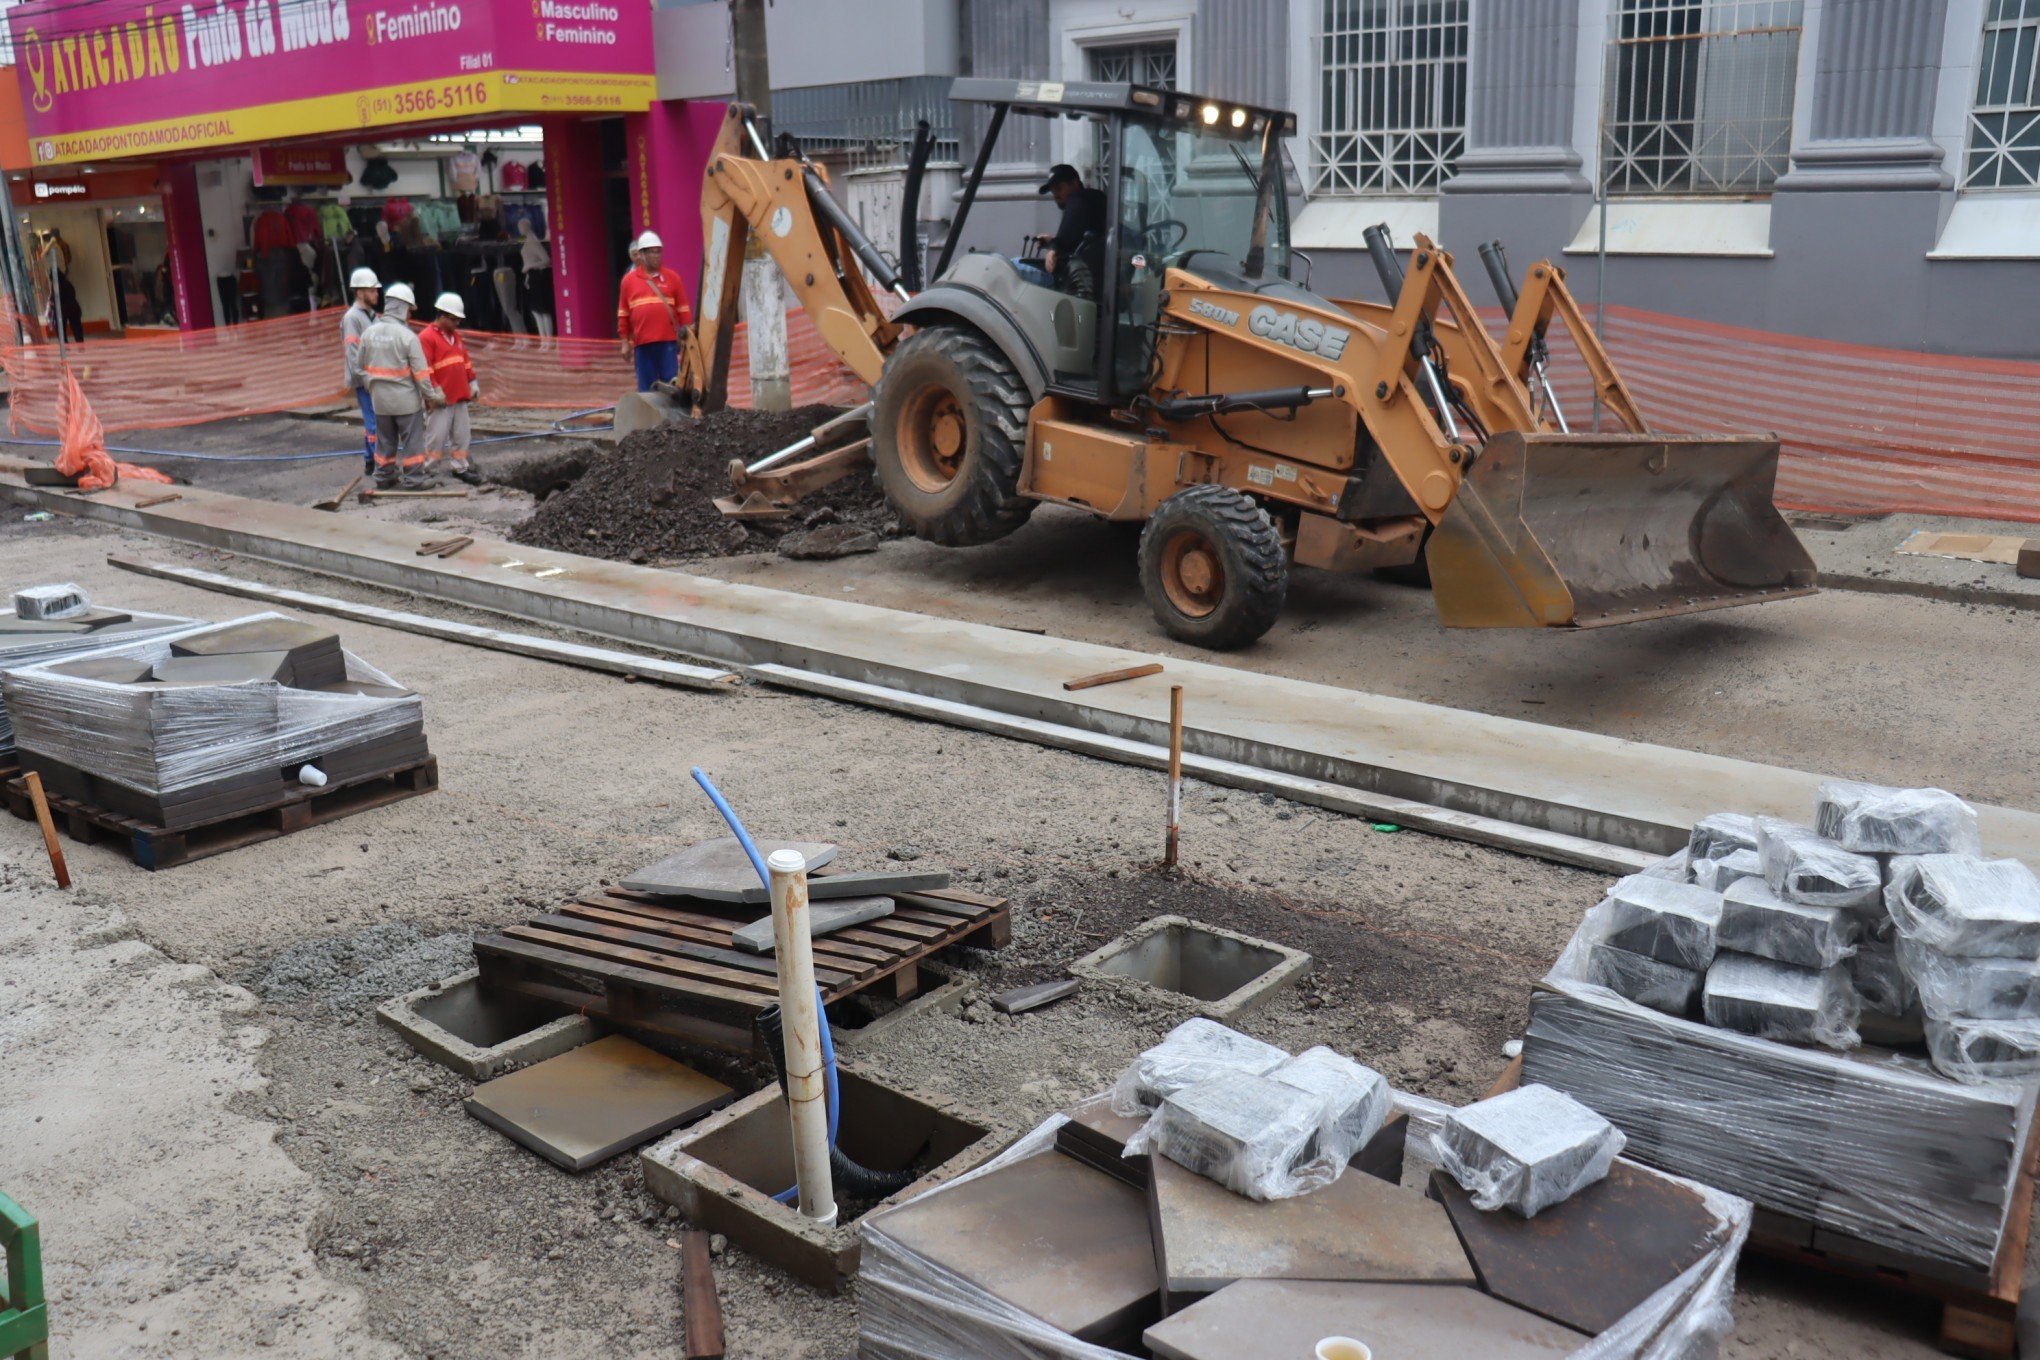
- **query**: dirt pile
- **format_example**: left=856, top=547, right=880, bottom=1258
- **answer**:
left=508, top=405, right=898, bottom=563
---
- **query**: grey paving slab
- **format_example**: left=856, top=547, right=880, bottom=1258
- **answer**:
left=1142, top=1280, right=1585, bottom=1360
left=43, top=654, right=155, bottom=683
left=992, top=978, right=1081, bottom=1014
left=729, top=895, right=894, bottom=953
left=150, top=651, right=295, bottom=685
left=620, top=838, right=839, bottom=901
left=462, top=1034, right=733, bottom=1171
left=1148, top=1150, right=1473, bottom=1308
left=866, top=1149, right=1158, bottom=1345
left=808, top=867, right=953, bottom=900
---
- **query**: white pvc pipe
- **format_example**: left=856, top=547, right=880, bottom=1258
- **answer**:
left=768, top=847, right=837, bottom=1226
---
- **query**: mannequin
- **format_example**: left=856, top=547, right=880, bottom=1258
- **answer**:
left=518, top=218, right=554, bottom=338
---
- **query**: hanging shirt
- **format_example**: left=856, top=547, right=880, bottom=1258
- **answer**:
left=500, top=161, right=528, bottom=191
left=449, top=150, right=482, bottom=194
left=616, top=265, right=691, bottom=344
left=252, top=208, right=295, bottom=255
left=419, top=324, right=476, bottom=403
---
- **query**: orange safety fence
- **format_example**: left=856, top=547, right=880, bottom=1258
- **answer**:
left=5, top=297, right=2038, bottom=524
left=0, top=304, right=868, bottom=437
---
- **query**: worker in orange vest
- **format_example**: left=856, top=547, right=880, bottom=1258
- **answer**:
left=617, top=230, right=691, bottom=392
left=421, top=292, right=481, bottom=484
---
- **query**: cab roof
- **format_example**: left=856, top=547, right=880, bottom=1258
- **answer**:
left=946, top=78, right=1298, bottom=141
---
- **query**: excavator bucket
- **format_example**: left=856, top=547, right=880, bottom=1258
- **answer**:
left=1427, top=431, right=1817, bottom=629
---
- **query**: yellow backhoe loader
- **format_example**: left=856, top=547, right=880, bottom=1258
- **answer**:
left=664, top=80, right=1815, bottom=649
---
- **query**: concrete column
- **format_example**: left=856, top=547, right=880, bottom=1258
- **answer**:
left=626, top=99, right=727, bottom=299
left=158, top=163, right=214, bottom=331
left=950, top=0, right=1053, bottom=258
left=1770, top=0, right=1954, bottom=348
left=1198, top=0, right=1289, bottom=106
left=1437, top=0, right=1593, bottom=292
left=542, top=118, right=613, bottom=340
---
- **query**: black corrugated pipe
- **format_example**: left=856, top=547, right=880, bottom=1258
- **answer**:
left=755, top=1005, right=922, bottom=1198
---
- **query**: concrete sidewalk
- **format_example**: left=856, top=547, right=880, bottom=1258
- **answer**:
left=1797, top=511, right=2040, bottom=610
left=9, top=463, right=2039, bottom=871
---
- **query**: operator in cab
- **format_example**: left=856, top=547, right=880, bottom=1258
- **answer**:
left=1033, top=164, right=1107, bottom=297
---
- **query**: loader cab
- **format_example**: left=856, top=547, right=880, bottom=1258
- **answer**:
left=939, top=79, right=1298, bottom=408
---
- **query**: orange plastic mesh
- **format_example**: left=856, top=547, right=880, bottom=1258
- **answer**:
left=53, top=370, right=172, bottom=490
left=0, top=305, right=869, bottom=435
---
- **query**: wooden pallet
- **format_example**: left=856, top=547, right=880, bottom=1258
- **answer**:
left=1487, top=1056, right=2036, bottom=1359
left=2, top=756, right=438, bottom=870
left=474, top=882, right=1012, bottom=1054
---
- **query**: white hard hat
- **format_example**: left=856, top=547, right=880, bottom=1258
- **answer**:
left=632, top=231, right=663, bottom=253
left=384, top=282, right=416, bottom=307
left=433, top=291, right=466, bottom=320
left=348, top=267, right=380, bottom=289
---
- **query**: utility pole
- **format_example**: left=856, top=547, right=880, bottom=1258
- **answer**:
left=729, top=0, right=790, bottom=410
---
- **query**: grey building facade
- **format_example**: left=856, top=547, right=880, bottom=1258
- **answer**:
left=658, top=0, right=2040, bottom=358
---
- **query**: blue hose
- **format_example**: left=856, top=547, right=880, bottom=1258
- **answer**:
left=687, top=766, right=843, bottom=1206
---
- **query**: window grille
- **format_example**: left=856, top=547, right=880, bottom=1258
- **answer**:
left=1602, top=0, right=1803, bottom=195
left=1312, top=0, right=1469, bottom=196
left=1965, top=0, right=2040, bottom=190
left=773, top=76, right=961, bottom=175
left=1088, top=40, right=1179, bottom=89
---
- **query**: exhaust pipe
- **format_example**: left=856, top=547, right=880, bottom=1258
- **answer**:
left=1363, top=224, right=1459, bottom=441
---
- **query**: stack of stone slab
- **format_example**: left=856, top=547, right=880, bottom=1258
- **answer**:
left=856, top=1079, right=1753, bottom=1360
left=2, top=612, right=426, bottom=828
left=1527, top=780, right=2040, bottom=1275
left=0, top=595, right=195, bottom=758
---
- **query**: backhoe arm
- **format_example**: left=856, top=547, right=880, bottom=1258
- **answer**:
left=676, top=104, right=903, bottom=413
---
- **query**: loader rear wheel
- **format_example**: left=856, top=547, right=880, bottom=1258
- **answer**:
left=1138, top=486, right=1288, bottom=650
left=872, top=325, right=1034, bottom=546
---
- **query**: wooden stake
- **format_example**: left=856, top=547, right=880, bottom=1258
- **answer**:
left=1164, top=684, right=1184, bottom=868
left=23, top=772, right=70, bottom=888
left=681, top=1228, right=725, bottom=1359
left=1063, top=662, right=1164, bottom=692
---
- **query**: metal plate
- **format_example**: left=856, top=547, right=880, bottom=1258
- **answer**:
left=1149, top=1150, right=1474, bottom=1307
left=865, top=1150, right=1158, bottom=1344
left=1431, top=1162, right=1721, bottom=1336
left=1143, top=1280, right=1585, bottom=1360
left=463, top=1034, right=733, bottom=1172
left=621, top=838, right=840, bottom=901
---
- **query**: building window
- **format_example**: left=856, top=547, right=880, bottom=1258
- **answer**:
left=1601, top=0, right=1803, bottom=195
left=1089, top=40, right=1179, bottom=90
left=1312, top=0, right=1469, bottom=196
left=1965, top=0, right=2040, bottom=190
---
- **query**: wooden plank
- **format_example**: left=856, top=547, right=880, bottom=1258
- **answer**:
left=22, top=771, right=69, bottom=888
left=534, top=909, right=861, bottom=986
left=501, top=925, right=780, bottom=1004
left=682, top=1228, right=726, bottom=1359
left=481, top=932, right=772, bottom=1013
left=474, top=937, right=764, bottom=1038
left=575, top=894, right=897, bottom=967
left=107, top=559, right=740, bottom=691
left=1064, top=662, right=1164, bottom=691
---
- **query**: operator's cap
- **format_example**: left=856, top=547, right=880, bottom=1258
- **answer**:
left=433, top=291, right=466, bottom=320
left=1038, top=164, right=1081, bottom=195
left=632, top=230, right=664, bottom=253
left=348, top=267, right=380, bottom=289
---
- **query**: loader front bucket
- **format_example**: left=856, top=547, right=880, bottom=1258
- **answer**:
left=1426, top=431, right=1817, bottom=629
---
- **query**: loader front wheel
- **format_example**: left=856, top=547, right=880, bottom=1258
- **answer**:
left=1138, top=486, right=1288, bottom=650
left=872, top=325, right=1034, bottom=546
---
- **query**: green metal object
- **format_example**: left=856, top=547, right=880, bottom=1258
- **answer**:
left=0, top=1192, right=47, bottom=1360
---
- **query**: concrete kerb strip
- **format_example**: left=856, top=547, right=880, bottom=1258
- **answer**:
left=14, top=466, right=2040, bottom=871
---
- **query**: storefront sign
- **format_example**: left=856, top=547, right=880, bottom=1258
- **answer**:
left=10, top=164, right=163, bottom=204
left=252, top=144, right=347, bottom=186
left=8, top=0, right=654, bottom=166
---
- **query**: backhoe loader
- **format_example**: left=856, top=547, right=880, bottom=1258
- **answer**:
left=665, top=80, right=1815, bottom=649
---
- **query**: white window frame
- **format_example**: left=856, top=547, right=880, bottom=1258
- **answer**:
left=1962, top=0, right=2040, bottom=190
left=1054, top=7, right=1194, bottom=180
left=1307, top=0, right=1472, bottom=198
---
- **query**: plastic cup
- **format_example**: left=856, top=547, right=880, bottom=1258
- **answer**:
left=1315, top=1340, right=1371, bottom=1360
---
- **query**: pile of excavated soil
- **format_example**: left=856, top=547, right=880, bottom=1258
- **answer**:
left=508, top=405, right=898, bottom=563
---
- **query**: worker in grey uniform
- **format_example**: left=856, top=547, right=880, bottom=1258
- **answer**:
left=341, top=267, right=381, bottom=476
left=358, top=282, right=444, bottom=490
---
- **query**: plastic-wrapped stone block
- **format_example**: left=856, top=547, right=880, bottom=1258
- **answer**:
left=1435, top=1083, right=1626, bottom=1218
left=1691, top=848, right=1763, bottom=894
left=1755, top=819, right=1882, bottom=911
left=1716, top=877, right=1859, bottom=970
left=1816, top=781, right=1982, bottom=857
left=1898, top=937, right=2040, bottom=1022
left=1636, top=847, right=1692, bottom=883
left=1586, top=943, right=1702, bottom=1017
left=1110, top=1018, right=1288, bottom=1117
left=1123, top=1070, right=1330, bottom=1201
left=1924, top=1015, right=2040, bottom=1085
left=1688, top=812, right=1759, bottom=864
left=1702, top=952, right=1860, bottom=1050
left=1886, top=855, right=2040, bottom=960
left=1268, top=1046, right=1390, bottom=1162
left=1603, top=875, right=1724, bottom=971
left=1851, top=942, right=1917, bottom=1018
left=13, top=582, right=88, bottom=620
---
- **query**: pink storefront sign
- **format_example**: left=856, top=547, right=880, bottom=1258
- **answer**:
left=9, top=0, right=654, bottom=166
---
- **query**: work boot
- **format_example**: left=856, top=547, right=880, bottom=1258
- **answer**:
left=452, top=466, right=481, bottom=486
left=373, top=469, right=399, bottom=490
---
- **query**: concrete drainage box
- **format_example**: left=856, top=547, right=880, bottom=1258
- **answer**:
left=377, top=969, right=600, bottom=1081
left=1071, top=915, right=1311, bottom=1018
left=640, top=1061, right=994, bottom=1291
